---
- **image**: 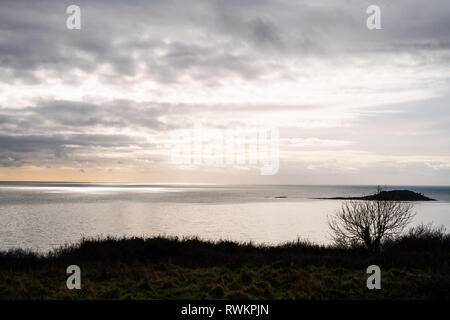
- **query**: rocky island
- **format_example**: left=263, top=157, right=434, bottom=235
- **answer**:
left=316, top=189, right=436, bottom=201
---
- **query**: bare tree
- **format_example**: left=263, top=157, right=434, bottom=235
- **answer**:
left=328, top=191, right=415, bottom=251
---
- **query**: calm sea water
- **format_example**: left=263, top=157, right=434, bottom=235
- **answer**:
left=0, top=182, right=449, bottom=252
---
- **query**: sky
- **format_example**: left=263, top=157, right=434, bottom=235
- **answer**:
left=0, top=0, right=450, bottom=185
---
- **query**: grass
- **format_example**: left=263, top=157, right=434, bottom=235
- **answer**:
left=0, top=225, right=449, bottom=299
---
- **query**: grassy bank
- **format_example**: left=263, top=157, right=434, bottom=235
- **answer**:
left=0, top=229, right=449, bottom=299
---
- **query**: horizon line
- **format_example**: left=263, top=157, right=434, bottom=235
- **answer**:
left=1, top=180, right=450, bottom=187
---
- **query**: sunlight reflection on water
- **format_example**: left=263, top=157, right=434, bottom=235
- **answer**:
left=0, top=183, right=449, bottom=252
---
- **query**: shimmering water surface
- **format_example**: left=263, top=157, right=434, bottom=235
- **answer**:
left=1, top=182, right=449, bottom=252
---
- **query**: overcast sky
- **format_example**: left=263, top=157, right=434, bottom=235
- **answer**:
left=1, top=0, right=450, bottom=184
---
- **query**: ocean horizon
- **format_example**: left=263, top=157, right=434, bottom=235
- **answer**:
left=1, top=182, right=449, bottom=252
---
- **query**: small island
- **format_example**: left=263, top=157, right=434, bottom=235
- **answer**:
left=315, top=190, right=436, bottom=201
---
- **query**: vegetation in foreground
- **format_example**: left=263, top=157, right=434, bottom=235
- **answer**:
left=0, top=224, right=449, bottom=300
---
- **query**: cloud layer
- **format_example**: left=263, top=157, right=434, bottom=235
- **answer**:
left=1, top=0, right=450, bottom=183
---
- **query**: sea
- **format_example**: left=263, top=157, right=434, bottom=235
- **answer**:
left=0, top=182, right=449, bottom=252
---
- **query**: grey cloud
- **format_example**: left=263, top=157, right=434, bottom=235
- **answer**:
left=0, top=133, right=146, bottom=152
left=0, top=132, right=154, bottom=167
left=0, top=99, right=320, bottom=135
left=0, top=97, right=301, bottom=166
left=1, top=0, right=449, bottom=85
left=0, top=100, right=170, bottom=134
left=1, top=0, right=450, bottom=181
